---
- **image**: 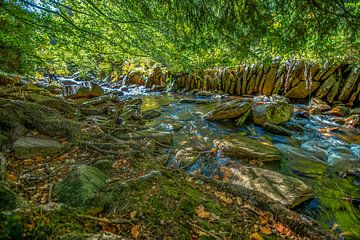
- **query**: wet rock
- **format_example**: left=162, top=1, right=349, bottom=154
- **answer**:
left=143, top=109, right=161, bottom=119
left=307, top=98, right=331, bottom=114
left=219, top=165, right=313, bottom=207
left=214, top=137, right=282, bottom=162
left=13, top=137, right=64, bottom=159
left=175, top=150, right=197, bottom=167
left=345, top=115, right=359, bottom=128
left=326, top=106, right=349, bottom=117
left=277, top=144, right=327, bottom=178
left=54, top=165, right=107, bottom=208
left=285, top=81, right=321, bottom=99
left=350, top=108, right=360, bottom=115
left=235, top=108, right=252, bottom=126
left=264, top=122, right=292, bottom=136
left=179, top=99, right=210, bottom=104
left=204, top=100, right=251, bottom=120
left=68, top=82, right=104, bottom=99
left=252, top=101, right=293, bottom=125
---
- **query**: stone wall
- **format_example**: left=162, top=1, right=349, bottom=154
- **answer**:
left=121, top=61, right=359, bottom=106
left=172, top=61, right=359, bottom=106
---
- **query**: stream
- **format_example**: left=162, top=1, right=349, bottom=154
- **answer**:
left=115, top=85, right=360, bottom=236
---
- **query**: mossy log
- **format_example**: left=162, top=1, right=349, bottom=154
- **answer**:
left=0, top=98, right=80, bottom=141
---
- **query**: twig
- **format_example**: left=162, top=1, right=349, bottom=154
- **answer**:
left=77, top=214, right=134, bottom=225
left=186, top=220, right=222, bottom=240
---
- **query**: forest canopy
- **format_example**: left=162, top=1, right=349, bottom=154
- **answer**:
left=1, top=0, right=359, bottom=75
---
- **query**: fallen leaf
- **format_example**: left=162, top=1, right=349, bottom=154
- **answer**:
left=251, top=232, right=264, bottom=240
left=260, top=226, right=272, bottom=235
left=6, top=173, right=17, bottom=181
left=131, top=225, right=140, bottom=238
left=331, top=223, right=340, bottom=231
left=130, top=211, right=137, bottom=219
left=195, top=205, right=211, bottom=219
left=215, top=191, right=233, bottom=205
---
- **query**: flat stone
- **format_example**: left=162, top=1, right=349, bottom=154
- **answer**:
left=54, top=165, right=107, bottom=207
left=13, top=137, right=64, bottom=159
left=204, top=100, right=251, bottom=120
left=214, top=137, right=282, bottom=162
left=219, top=165, right=313, bottom=207
left=117, top=130, right=173, bottom=145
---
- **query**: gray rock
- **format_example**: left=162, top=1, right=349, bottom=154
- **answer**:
left=252, top=101, right=293, bottom=125
left=219, top=165, right=313, bottom=207
left=175, top=149, right=198, bottom=167
left=264, top=122, right=292, bottom=136
left=145, top=139, right=156, bottom=154
left=205, top=100, right=251, bottom=120
left=13, top=137, right=64, bottom=159
left=350, top=108, right=360, bottom=115
left=54, top=165, right=107, bottom=207
left=214, top=137, right=282, bottom=162
left=143, top=109, right=161, bottom=119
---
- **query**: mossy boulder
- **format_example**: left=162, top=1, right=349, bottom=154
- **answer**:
left=68, top=83, right=104, bottom=99
left=54, top=165, right=107, bottom=208
left=204, top=100, right=251, bottom=120
left=143, top=109, right=161, bottom=119
left=252, top=101, right=293, bottom=125
left=13, top=137, right=64, bottom=159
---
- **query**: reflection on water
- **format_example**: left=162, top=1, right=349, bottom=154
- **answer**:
left=124, top=89, right=360, bottom=237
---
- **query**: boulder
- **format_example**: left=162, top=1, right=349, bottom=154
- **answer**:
left=143, top=109, right=161, bottom=119
left=285, top=81, right=321, bottom=99
left=252, top=101, right=293, bottom=125
left=307, top=98, right=331, bottom=114
left=54, top=165, right=107, bottom=207
left=214, top=137, right=282, bottom=162
left=204, top=100, right=251, bottom=120
left=13, top=137, right=64, bottom=159
left=219, top=165, right=313, bottom=207
left=264, top=122, right=292, bottom=136
left=68, top=82, right=104, bottom=99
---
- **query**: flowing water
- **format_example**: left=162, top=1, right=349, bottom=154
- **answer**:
left=117, top=86, right=360, bottom=237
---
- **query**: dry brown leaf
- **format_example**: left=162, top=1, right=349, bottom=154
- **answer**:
left=215, top=191, right=233, bottom=205
left=251, top=232, right=264, bottom=240
left=260, top=226, right=272, bottom=235
left=131, top=225, right=140, bottom=238
left=112, top=159, right=127, bottom=169
left=195, top=205, right=211, bottom=219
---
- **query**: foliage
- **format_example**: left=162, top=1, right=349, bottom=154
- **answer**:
left=0, top=0, right=359, bottom=74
